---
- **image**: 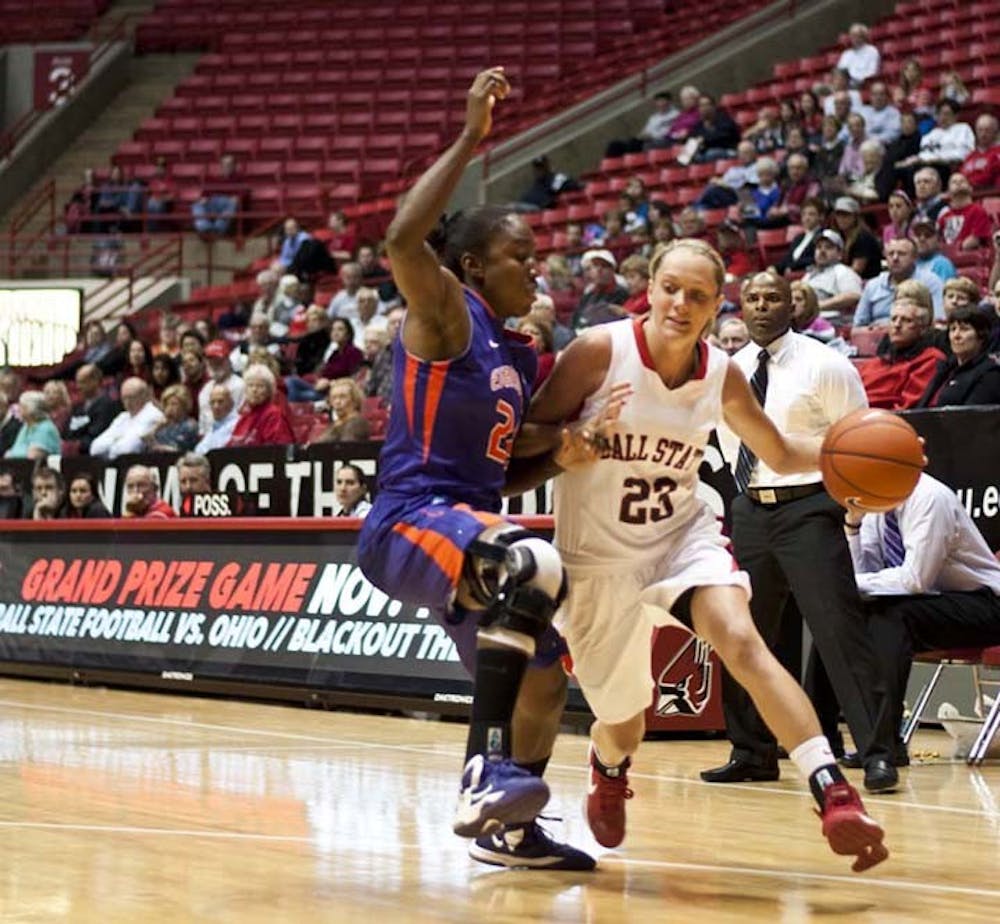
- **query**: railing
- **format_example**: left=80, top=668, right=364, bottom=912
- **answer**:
left=4, top=179, right=56, bottom=276
left=0, top=14, right=130, bottom=166
left=85, top=233, right=184, bottom=319
left=0, top=232, right=183, bottom=317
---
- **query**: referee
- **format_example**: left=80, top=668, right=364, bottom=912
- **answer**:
left=702, top=270, right=898, bottom=793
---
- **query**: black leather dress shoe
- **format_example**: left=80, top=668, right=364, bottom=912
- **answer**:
left=863, top=758, right=900, bottom=793
left=700, top=758, right=780, bottom=783
left=840, top=748, right=910, bottom=769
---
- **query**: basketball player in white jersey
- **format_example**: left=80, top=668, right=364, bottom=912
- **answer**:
left=523, top=239, right=889, bottom=873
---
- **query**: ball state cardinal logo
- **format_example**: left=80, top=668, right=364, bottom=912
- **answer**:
left=654, top=635, right=714, bottom=717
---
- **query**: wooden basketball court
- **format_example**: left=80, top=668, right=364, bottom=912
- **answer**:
left=0, top=676, right=997, bottom=922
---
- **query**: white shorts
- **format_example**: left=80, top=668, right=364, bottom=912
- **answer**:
left=555, top=508, right=751, bottom=725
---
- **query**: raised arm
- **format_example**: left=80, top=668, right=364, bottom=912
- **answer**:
left=721, top=361, right=820, bottom=475
left=386, top=67, right=511, bottom=361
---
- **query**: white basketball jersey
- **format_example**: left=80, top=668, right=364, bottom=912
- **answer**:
left=554, top=318, right=729, bottom=572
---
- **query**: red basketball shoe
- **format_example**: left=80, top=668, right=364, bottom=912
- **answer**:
left=820, top=781, right=889, bottom=872
left=585, top=745, right=633, bottom=848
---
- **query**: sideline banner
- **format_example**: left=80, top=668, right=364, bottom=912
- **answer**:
left=0, top=520, right=473, bottom=703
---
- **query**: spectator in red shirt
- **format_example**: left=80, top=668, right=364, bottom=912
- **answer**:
left=858, top=280, right=946, bottom=409
left=326, top=210, right=357, bottom=263
left=716, top=220, right=754, bottom=280
left=937, top=173, right=992, bottom=251
left=122, top=464, right=175, bottom=519
left=959, top=114, right=1000, bottom=192
left=619, top=254, right=651, bottom=316
left=227, top=364, right=294, bottom=448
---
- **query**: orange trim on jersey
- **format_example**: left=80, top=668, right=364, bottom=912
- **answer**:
left=421, top=360, right=450, bottom=463
left=392, top=521, right=464, bottom=586
left=454, top=503, right=506, bottom=528
left=402, top=353, right=420, bottom=437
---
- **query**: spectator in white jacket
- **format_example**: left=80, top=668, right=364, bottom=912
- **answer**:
left=89, top=378, right=164, bottom=459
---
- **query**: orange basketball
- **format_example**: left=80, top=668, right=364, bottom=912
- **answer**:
left=820, top=408, right=925, bottom=512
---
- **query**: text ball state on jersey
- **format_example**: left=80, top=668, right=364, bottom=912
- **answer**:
left=820, top=408, right=925, bottom=512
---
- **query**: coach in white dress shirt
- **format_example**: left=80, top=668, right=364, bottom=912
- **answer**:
left=704, top=269, right=899, bottom=792
left=845, top=472, right=1000, bottom=756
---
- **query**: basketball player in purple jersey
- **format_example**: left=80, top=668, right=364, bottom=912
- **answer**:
left=358, top=67, right=620, bottom=871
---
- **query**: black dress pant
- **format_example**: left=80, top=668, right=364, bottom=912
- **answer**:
left=722, top=491, right=895, bottom=766
left=864, top=588, right=1000, bottom=733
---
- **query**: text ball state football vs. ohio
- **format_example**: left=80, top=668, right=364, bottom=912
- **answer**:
left=821, top=408, right=926, bottom=512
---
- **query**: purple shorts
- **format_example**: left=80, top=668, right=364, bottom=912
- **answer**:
left=358, top=492, right=566, bottom=673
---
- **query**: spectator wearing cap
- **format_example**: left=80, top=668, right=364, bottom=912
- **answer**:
left=572, top=249, right=629, bottom=332
left=854, top=237, right=945, bottom=328
left=198, top=340, right=245, bottom=435
left=831, top=196, right=883, bottom=279
left=960, top=114, right=1000, bottom=191
left=937, top=173, right=992, bottom=252
left=803, top=229, right=864, bottom=315
left=911, top=216, right=957, bottom=282
left=837, top=23, right=880, bottom=87
left=227, top=365, right=294, bottom=448
left=858, top=281, right=947, bottom=410
left=882, top=190, right=915, bottom=246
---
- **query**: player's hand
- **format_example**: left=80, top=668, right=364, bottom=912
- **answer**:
left=465, top=67, right=509, bottom=142
left=553, top=381, right=632, bottom=469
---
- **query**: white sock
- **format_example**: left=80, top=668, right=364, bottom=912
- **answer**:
left=789, top=735, right=836, bottom=779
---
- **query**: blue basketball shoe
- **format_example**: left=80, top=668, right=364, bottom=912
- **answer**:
left=452, top=754, right=550, bottom=838
left=469, top=819, right=596, bottom=871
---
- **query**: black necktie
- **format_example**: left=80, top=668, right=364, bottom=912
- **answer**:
left=734, top=349, right=770, bottom=493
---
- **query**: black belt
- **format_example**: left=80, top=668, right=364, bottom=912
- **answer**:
left=746, top=483, right=825, bottom=506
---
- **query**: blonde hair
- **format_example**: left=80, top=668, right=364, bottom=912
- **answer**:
left=894, top=280, right=933, bottom=325
left=650, top=239, right=725, bottom=292
left=160, top=383, right=192, bottom=416
left=943, top=276, right=980, bottom=303
left=328, top=377, right=364, bottom=414
left=619, top=254, right=651, bottom=279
